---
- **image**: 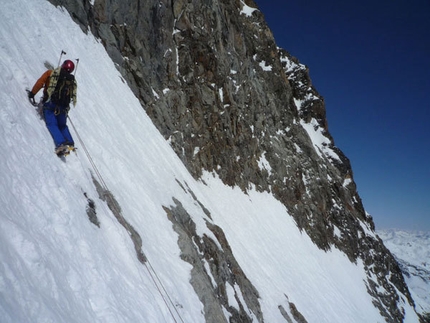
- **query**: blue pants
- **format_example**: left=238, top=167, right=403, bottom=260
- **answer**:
left=43, top=102, right=74, bottom=148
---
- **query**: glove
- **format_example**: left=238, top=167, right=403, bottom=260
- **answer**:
left=27, top=90, right=37, bottom=107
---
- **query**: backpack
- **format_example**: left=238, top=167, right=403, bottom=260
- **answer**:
left=47, top=67, right=77, bottom=106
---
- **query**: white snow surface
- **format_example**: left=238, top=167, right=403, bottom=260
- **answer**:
left=0, top=1, right=420, bottom=322
left=239, top=0, right=258, bottom=17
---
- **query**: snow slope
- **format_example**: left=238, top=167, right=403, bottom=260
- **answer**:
left=0, top=1, right=420, bottom=322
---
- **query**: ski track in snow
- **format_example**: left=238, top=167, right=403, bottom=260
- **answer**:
left=0, top=0, right=423, bottom=322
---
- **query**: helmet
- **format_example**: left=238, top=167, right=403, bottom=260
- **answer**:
left=61, top=60, right=75, bottom=73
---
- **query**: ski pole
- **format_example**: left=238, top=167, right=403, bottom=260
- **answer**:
left=57, top=50, right=66, bottom=67
left=74, top=58, right=80, bottom=76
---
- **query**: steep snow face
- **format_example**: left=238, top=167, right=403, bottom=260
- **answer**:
left=1, top=2, right=203, bottom=322
left=0, top=1, right=420, bottom=323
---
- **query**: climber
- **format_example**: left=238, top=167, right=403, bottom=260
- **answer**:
left=28, top=59, right=77, bottom=155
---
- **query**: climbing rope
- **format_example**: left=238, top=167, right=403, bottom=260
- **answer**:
left=67, top=116, right=107, bottom=190
left=67, top=116, right=186, bottom=323
left=143, top=261, right=185, bottom=323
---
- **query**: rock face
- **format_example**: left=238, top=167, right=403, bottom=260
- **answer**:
left=49, top=0, right=419, bottom=321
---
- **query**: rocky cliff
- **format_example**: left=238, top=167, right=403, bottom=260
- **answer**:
left=48, top=0, right=421, bottom=321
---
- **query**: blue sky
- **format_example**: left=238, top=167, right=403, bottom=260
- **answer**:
left=256, top=0, right=430, bottom=231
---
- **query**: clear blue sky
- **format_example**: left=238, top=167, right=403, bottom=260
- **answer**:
left=256, top=0, right=430, bottom=231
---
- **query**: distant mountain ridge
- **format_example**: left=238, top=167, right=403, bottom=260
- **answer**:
left=378, top=229, right=430, bottom=319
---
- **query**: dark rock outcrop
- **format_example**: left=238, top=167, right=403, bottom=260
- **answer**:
left=164, top=195, right=263, bottom=323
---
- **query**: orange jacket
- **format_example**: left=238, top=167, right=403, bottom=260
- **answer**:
left=31, top=70, right=52, bottom=98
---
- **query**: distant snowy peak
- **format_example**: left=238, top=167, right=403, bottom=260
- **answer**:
left=377, top=229, right=430, bottom=269
left=378, top=229, right=430, bottom=316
